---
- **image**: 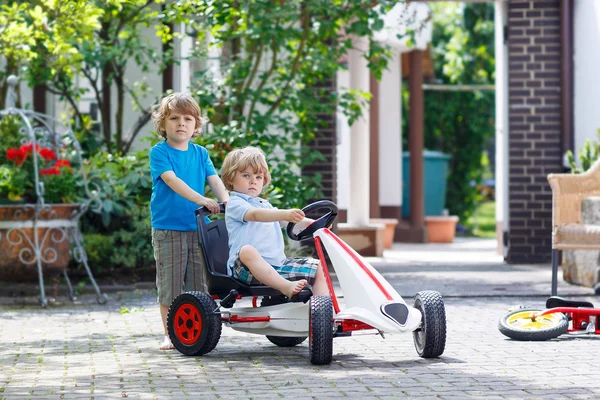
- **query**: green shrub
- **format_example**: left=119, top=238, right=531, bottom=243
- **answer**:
left=80, top=233, right=115, bottom=273
left=566, top=129, right=600, bottom=174
left=81, top=149, right=152, bottom=230
left=77, top=203, right=154, bottom=275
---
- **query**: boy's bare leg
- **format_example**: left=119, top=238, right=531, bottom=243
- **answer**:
left=159, top=304, right=175, bottom=350
left=311, top=263, right=329, bottom=296
left=239, top=245, right=307, bottom=298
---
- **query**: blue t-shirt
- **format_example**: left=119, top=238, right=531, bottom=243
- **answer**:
left=225, top=192, right=286, bottom=274
left=150, top=141, right=216, bottom=231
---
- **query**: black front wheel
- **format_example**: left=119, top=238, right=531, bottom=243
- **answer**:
left=167, top=291, right=222, bottom=356
left=413, top=291, right=446, bottom=358
left=309, top=295, right=334, bottom=365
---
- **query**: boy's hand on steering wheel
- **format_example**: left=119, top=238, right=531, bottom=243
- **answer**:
left=197, top=196, right=220, bottom=214
left=286, top=209, right=305, bottom=224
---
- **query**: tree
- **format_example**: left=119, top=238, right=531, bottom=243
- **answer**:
left=162, top=0, right=399, bottom=207
left=404, top=2, right=495, bottom=221
left=0, top=0, right=101, bottom=110
left=28, top=0, right=174, bottom=154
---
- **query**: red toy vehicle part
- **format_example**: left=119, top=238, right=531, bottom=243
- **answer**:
left=498, top=298, right=600, bottom=341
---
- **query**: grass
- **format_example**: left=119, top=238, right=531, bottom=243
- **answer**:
left=465, top=200, right=496, bottom=238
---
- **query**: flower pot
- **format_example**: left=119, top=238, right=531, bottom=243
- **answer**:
left=424, top=215, right=459, bottom=243
left=369, top=218, right=399, bottom=249
left=0, top=204, right=80, bottom=281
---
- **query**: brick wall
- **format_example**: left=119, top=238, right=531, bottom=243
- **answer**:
left=506, top=0, right=563, bottom=263
left=301, top=79, right=337, bottom=204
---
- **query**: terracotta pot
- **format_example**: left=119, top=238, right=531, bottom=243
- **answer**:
left=369, top=218, right=399, bottom=249
left=0, top=204, right=80, bottom=281
left=424, top=216, right=459, bottom=243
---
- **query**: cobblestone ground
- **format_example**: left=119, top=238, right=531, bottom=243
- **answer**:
left=1, top=292, right=599, bottom=399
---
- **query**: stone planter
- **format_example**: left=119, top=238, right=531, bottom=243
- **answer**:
left=0, top=204, right=80, bottom=281
left=336, top=222, right=385, bottom=257
left=424, top=215, right=459, bottom=243
left=369, top=218, right=399, bottom=249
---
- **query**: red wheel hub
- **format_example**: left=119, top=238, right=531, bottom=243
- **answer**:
left=173, top=302, right=203, bottom=345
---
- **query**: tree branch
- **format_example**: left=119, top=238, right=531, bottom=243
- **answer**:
left=246, top=38, right=278, bottom=129
left=240, top=40, right=264, bottom=96
left=263, top=4, right=311, bottom=121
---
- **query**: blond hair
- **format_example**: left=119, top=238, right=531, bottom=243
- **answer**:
left=152, top=93, right=208, bottom=139
left=221, top=146, right=272, bottom=191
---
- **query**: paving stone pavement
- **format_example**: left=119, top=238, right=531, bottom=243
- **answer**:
left=1, top=238, right=599, bottom=399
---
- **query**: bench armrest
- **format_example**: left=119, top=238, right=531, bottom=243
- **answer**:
left=548, top=159, right=600, bottom=227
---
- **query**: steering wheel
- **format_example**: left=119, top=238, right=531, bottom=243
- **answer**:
left=286, top=200, right=338, bottom=241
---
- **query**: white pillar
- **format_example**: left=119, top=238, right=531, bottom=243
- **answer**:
left=379, top=51, right=402, bottom=209
left=495, top=0, right=509, bottom=255
left=177, top=22, right=192, bottom=92
left=347, top=35, right=370, bottom=226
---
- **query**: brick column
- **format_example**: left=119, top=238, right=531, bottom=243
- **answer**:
left=301, top=78, right=337, bottom=203
left=505, top=0, right=564, bottom=263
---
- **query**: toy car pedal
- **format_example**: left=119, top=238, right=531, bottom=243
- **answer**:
left=220, top=289, right=239, bottom=308
left=289, top=288, right=312, bottom=303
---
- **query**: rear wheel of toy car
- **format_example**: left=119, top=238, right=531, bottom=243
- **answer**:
left=413, top=290, right=446, bottom=358
left=261, top=296, right=308, bottom=347
left=498, top=308, right=568, bottom=341
left=167, top=291, right=222, bottom=356
left=308, top=295, right=334, bottom=365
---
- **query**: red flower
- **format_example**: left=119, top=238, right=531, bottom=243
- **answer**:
left=55, top=159, right=70, bottom=168
left=40, top=167, right=60, bottom=176
left=6, top=147, right=27, bottom=165
left=38, top=148, right=57, bottom=161
left=54, top=159, right=73, bottom=173
left=20, top=143, right=39, bottom=155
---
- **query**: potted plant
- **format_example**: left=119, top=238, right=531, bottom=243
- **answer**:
left=0, top=113, right=81, bottom=281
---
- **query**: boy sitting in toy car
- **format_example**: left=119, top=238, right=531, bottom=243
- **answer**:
left=220, top=146, right=328, bottom=298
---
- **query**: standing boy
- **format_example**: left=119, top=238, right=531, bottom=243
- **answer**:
left=150, top=93, right=229, bottom=350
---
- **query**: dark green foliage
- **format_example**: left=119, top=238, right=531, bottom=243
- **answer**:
left=82, top=149, right=152, bottom=229
left=180, top=0, right=397, bottom=209
left=78, top=205, right=153, bottom=273
left=404, top=2, right=496, bottom=221
left=423, top=91, right=494, bottom=221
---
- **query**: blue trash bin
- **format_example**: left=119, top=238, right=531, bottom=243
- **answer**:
left=402, top=150, right=451, bottom=218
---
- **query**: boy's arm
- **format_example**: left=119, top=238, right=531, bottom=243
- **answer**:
left=207, top=175, right=230, bottom=204
left=245, top=208, right=304, bottom=224
left=160, top=171, right=220, bottom=213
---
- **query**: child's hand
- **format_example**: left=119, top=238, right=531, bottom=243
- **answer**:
left=285, top=209, right=305, bottom=224
left=197, top=197, right=220, bottom=214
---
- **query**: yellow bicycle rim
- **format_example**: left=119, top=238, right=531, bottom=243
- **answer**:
left=506, top=310, right=564, bottom=331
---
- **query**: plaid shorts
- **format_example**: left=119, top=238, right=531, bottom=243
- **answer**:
left=152, top=228, right=209, bottom=305
left=233, top=257, right=319, bottom=286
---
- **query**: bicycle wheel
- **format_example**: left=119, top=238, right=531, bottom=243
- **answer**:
left=498, top=308, right=568, bottom=341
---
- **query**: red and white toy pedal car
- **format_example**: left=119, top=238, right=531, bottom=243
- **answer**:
left=167, top=201, right=447, bottom=365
